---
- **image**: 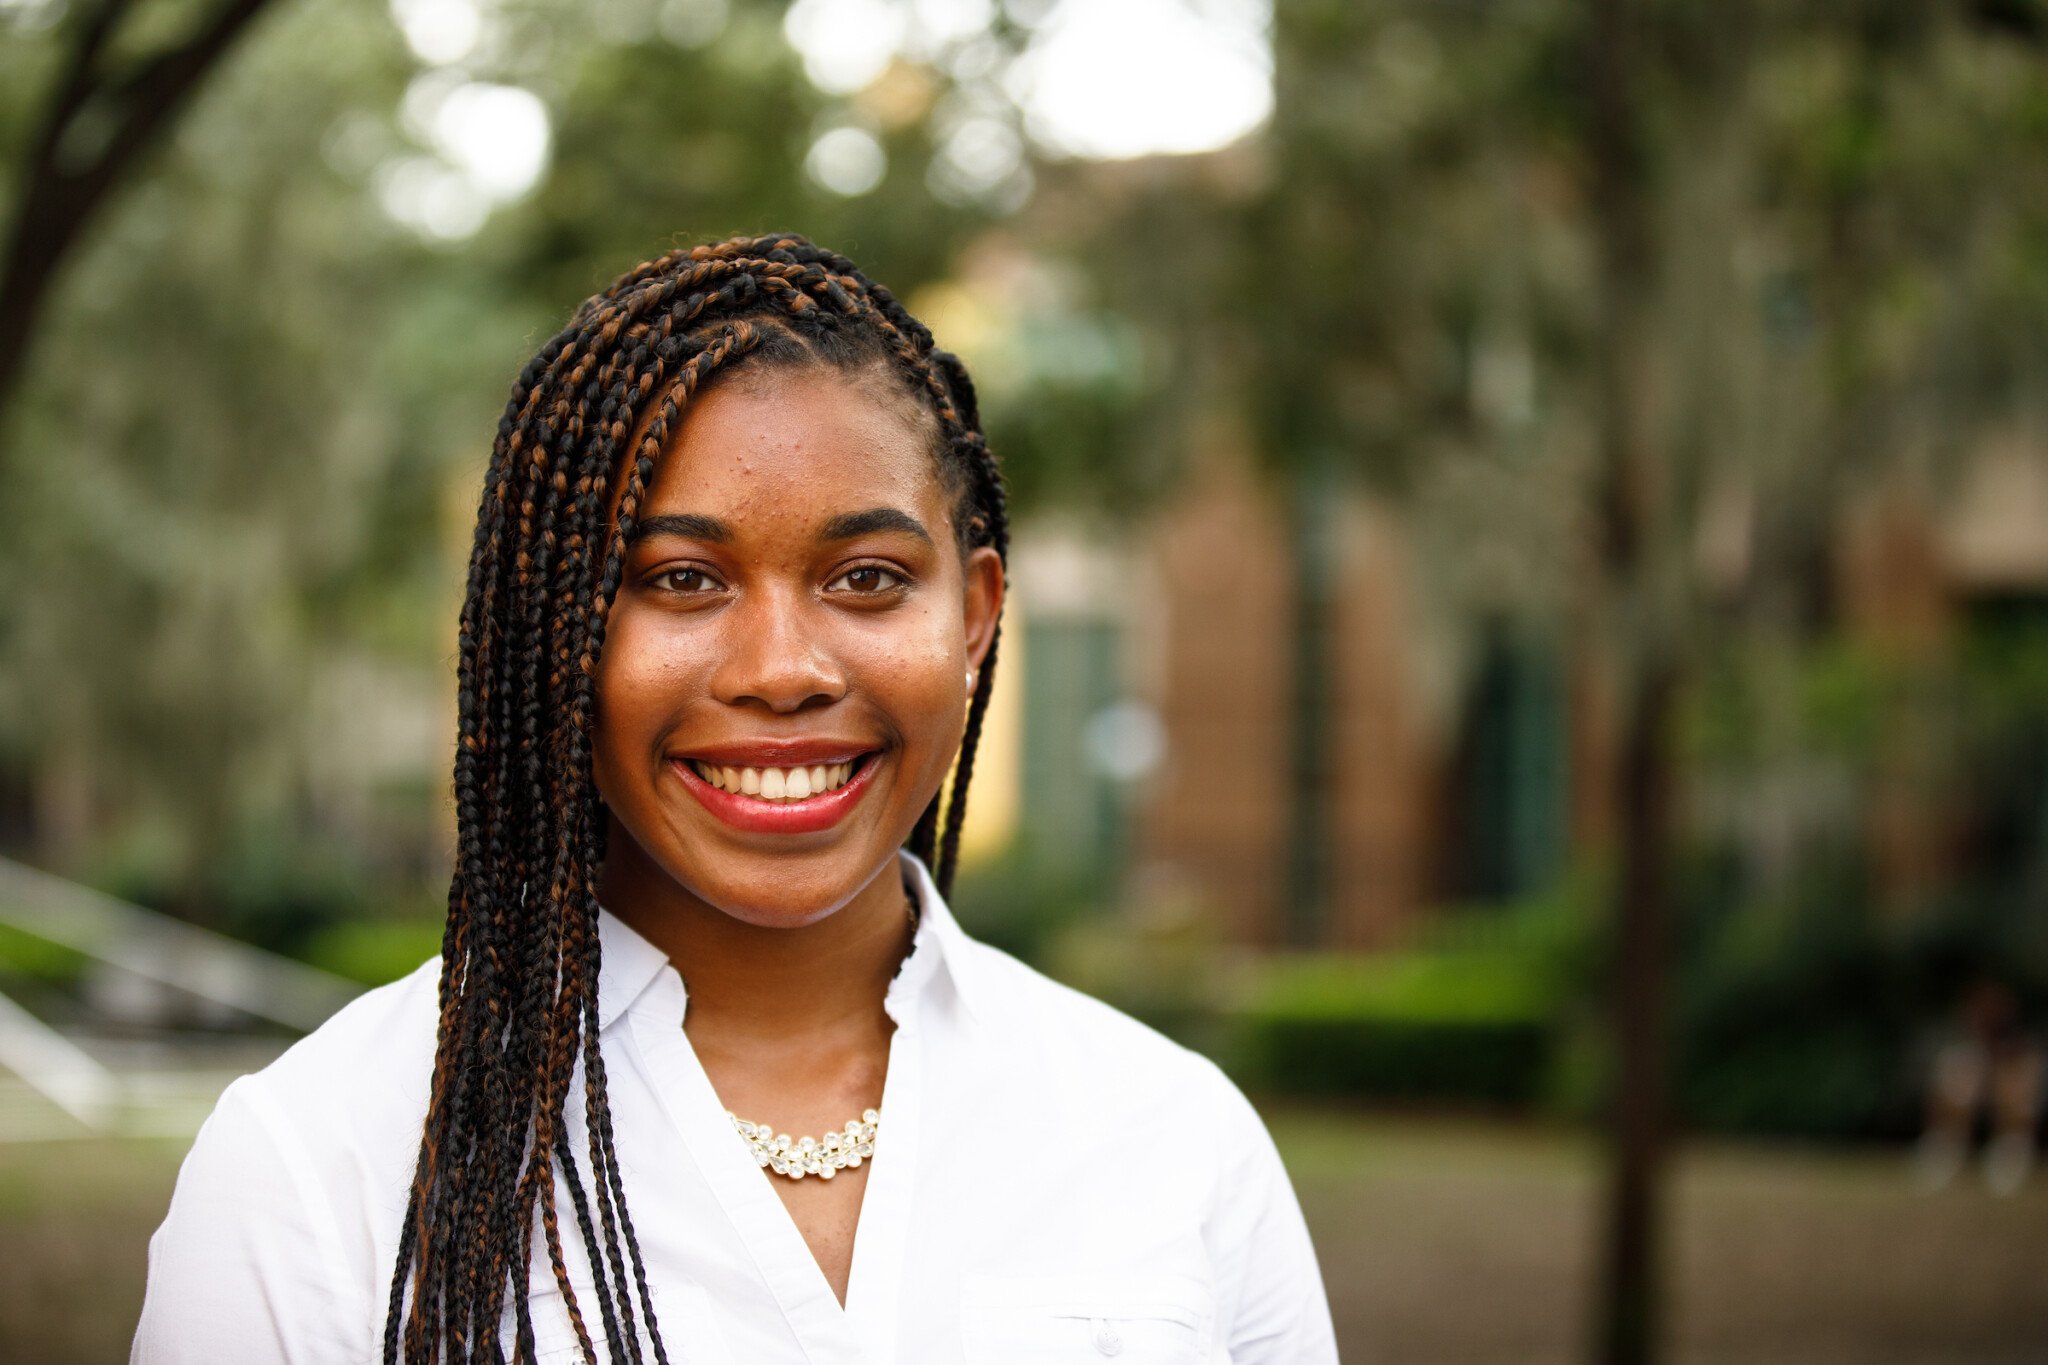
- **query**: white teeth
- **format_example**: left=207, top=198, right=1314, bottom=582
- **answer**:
left=692, top=759, right=864, bottom=800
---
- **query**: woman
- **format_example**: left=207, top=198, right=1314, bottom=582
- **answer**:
left=132, top=234, right=1338, bottom=1363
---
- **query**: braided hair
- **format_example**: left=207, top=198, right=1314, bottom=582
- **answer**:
left=384, top=234, right=1008, bottom=1363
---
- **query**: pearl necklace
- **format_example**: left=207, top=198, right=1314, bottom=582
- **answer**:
left=730, top=1108, right=878, bottom=1181
left=720, top=880, right=909, bottom=1183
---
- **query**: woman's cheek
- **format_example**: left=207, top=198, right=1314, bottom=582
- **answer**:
left=852, top=618, right=960, bottom=715
left=593, top=610, right=691, bottom=778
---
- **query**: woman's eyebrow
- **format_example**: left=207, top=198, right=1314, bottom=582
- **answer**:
left=625, top=513, right=730, bottom=545
left=818, top=506, right=933, bottom=546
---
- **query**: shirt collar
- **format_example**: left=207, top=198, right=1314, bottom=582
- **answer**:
left=595, top=902, right=674, bottom=1032
left=892, top=846, right=988, bottom=1025
left=594, top=848, right=986, bottom=1031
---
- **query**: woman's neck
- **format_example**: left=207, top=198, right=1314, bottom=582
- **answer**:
left=595, top=837, right=916, bottom=1047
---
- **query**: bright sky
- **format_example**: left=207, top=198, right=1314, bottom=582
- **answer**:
left=1004, top=0, right=1273, bottom=160
left=379, top=0, right=1273, bottom=236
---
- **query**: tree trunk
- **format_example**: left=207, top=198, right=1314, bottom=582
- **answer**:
left=1596, top=660, right=1676, bottom=1365
left=1587, top=0, right=1676, bottom=1360
left=1285, top=447, right=1340, bottom=949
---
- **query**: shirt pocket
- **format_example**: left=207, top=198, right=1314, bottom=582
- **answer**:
left=519, top=1279, right=735, bottom=1365
left=959, top=1272, right=1214, bottom=1363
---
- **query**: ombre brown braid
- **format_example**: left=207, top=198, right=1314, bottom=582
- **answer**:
left=384, top=234, right=1008, bottom=1364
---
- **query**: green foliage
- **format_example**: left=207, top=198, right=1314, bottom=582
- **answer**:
left=975, top=308, right=1157, bottom=515
left=495, top=0, right=984, bottom=320
left=1668, top=849, right=2048, bottom=1142
left=1685, top=637, right=1912, bottom=771
left=996, top=846, right=2042, bottom=1142
left=1674, top=881, right=1918, bottom=1140
left=1233, top=950, right=1563, bottom=1106
left=0, top=921, right=90, bottom=987
left=1683, top=1021, right=1901, bottom=1140
left=949, top=842, right=1108, bottom=968
left=987, top=873, right=1606, bottom=1111
left=1224, top=881, right=1597, bottom=1106
left=300, top=916, right=446, bottom=987
left=71, top=807, right=395, bottom=953
left=1960, top=594, right=2048, bottom=741
left=1250, top=949, right=1563, bottom=1025
left=1665, top=593, right=2048, bottom=1140
left=1, top=0, right=450, bottom=906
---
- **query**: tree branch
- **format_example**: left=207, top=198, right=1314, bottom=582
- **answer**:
left=25, top=0, right=132, bottom=172
left=0, top=0, right=283, bottom=427
left=85, top=0, right=278, bottom=193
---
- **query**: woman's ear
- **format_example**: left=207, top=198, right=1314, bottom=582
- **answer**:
left=961, top=546, right=1005, bottom=677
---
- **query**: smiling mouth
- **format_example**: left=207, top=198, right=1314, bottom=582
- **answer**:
left=686, top=756, right=866, bottom=802
left=668, top=750, right=882, bottom=834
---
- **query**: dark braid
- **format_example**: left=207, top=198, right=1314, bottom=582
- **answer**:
left=386, top=234, right=1008, bottom=1362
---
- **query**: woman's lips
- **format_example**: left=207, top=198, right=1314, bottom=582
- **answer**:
left=669, top=752, right=880, bottom=835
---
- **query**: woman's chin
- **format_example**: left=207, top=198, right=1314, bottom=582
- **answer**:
left=602, top=785, right=921, bottom=930
left=672, top=850, right=902, bottom=931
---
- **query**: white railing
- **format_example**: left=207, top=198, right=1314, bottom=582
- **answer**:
left=0, top=856, right=365, bottom=1133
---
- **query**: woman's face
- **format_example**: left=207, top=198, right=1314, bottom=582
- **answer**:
left=591, top=364, right=1003, bottom=926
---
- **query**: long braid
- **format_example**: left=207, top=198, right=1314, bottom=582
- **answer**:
left=387, top=234, right=1008, bottom=1362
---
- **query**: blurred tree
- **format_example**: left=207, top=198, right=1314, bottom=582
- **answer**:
left=1044, top=1, right=2048, bottom=1359
left=1, top=0, right=437, bottom=915
left=1582, top=2, right=1680, bottom=1356
left=0, top=0, right=284, bottom=424
left=1039, top=0, right=1563, bottom=945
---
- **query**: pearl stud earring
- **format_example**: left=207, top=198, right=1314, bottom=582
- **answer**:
left=966, top=667, right=979, bottom=693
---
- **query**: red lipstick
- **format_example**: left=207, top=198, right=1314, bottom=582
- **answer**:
left=669, top=750, right=880, bottom=835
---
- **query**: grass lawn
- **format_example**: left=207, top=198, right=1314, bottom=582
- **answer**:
left=1273, top=1107, right=2048, bottom=1364
left=4, top=1107, right=2044, bottom=1362
left=0, top=1134, right=192, bottom=1364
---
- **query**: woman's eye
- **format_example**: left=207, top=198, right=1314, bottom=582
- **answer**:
left=829, top=565, right=907, bottom=594
left=653, top=567, right=722, bottom=593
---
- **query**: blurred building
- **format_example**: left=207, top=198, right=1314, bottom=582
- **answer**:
left=983, top=423, right=2048, bottom=952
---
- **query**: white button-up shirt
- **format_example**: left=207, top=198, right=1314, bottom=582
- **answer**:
left=133, top=851, right=1339, bottom=1363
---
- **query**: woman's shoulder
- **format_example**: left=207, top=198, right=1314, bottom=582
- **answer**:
left=136, top=957, right=445, bottom=1359
left=951, top=937, right=1260, bottom=1131
left=204, top=952, right=444, bottom=1182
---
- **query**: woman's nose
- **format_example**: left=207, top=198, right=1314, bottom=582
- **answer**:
left=709, top=587, right=846, bottom=713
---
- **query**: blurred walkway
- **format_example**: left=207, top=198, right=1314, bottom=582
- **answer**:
left=0, top=1034, right=286, bottom=1144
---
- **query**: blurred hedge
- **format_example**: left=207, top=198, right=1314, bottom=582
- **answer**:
left=299, top=917, right=446, bottom=987
left=1232, top=951, right=1563, bottom=1106
left=1043, top=864, right=2048, bottom=1143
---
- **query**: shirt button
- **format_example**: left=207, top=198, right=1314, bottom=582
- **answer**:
left=1094, top=1324, right=1124, bottom=1356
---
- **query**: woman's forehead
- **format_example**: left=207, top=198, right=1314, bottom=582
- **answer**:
left=628, top=369, right=950, bottom=532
